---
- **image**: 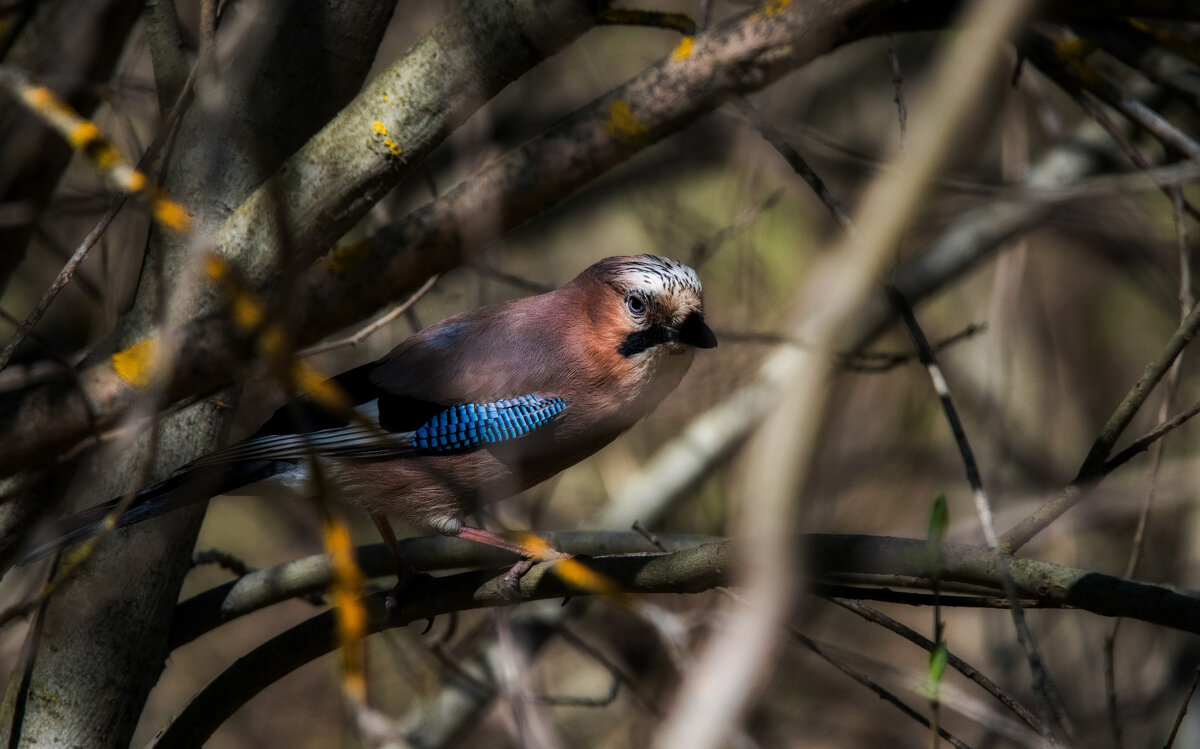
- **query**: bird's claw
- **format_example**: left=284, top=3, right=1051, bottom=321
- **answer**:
left=502, top=557, right=537, bottom=598
left=384, top=568, right=432, bottom=617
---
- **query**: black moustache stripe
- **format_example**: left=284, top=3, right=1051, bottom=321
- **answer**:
left=617, top=326, right=674, bottom=357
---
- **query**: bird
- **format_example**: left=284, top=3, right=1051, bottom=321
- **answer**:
left=22, top=255, right=717, bottom=582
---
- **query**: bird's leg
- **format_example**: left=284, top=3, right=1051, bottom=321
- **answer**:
left=371, top=513, right=423, bottom=613
left=454, top=525, right=568, bottom=596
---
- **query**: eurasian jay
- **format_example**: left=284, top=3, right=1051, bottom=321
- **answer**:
left=23, top=255, right=717, bottom=573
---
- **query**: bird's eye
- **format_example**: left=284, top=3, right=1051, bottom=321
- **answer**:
left=626, top=294, right=646, bottom=315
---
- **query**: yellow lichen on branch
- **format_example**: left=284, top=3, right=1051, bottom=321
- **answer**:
left=371, top=119, right=402, bottom=157
left=1126, top=20, right=1200, bottom=66
left=605, top=100, right=649, bottom=145
left=110, top=338, right=160, bottom=388
left=206, top=253, right=352, bottom=413
left=514, top=531, right=633, bottom=606
left=757, top=0, right=791, bottom=19
left=672, top=36, right=694, bottom=61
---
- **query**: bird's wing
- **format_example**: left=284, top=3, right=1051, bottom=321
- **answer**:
left=188, top=394, right=569, bottom=466
left=195, top=302, right=570, bottom=467
left=187, top=400, right=417, bottom=466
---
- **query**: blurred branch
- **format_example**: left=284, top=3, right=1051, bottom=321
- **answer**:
left=1022, top=34, right=1200, bottom=223
left=142, top=0, right=190, bottom=113
left=1082, top=24, right=1200, bottom=110
left=0, top=66, right=195, bottom=373
left=0, top=0, right=1185, bottom=481
left=1028, top=33, right=1200, bottom=161
left=151, top=532, right=1200, bottom=745
left=4, top=4, right=403, bottom=748
left=661, top=0, right=1036, bottom=738
left=0, top=0, right=143, bottom=295
left=152, top=540, right=737, bottom=748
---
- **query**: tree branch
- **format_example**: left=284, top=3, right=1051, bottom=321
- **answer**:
left=152, top=532, right=1200, bottom=746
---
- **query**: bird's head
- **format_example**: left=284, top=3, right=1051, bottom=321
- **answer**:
left=572, top=255, right=717, bottom=398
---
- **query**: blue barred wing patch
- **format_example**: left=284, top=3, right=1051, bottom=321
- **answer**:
left=413, top=395, right=568, bottom=452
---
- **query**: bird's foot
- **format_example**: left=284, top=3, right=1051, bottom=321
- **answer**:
left=384, top=560, right=430, bottom=616
left=501, top=557, right=537, bottom=598
left=500, top=550, right=572, bottom=599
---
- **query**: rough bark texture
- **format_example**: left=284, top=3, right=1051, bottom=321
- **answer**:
left=4, top=2, right=399, bottom=747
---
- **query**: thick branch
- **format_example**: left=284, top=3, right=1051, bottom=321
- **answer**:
left=170, top=530, right=711, bottom=648
left=154, top=533, right=1200, bottom=746
left=171, top=533, right=1200, bottom=649
left=0, top=0, right=1191, bottom=479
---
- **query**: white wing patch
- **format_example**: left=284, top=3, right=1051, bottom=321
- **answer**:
left=187, top=400, right=416, bottom=468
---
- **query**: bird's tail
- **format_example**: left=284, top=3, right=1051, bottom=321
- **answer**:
left=19, top=459, right=289, bottom=565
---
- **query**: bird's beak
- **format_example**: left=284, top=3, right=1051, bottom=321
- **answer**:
left=676, top=311, right=718, bottom=349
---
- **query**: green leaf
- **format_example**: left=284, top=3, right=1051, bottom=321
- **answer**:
left=907, top=493, right=950, bottom=580
left=928, top=641, right=948, bottom=683
left=920, top=641, right=949, bottom=702
left=926, top=492, right=949, bottom=554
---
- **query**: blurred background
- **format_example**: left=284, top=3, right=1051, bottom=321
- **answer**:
left=2, top=0, right=1199, bottom=747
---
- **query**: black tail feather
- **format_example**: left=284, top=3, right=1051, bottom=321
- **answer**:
left=19, top=459, right=292, bottom=565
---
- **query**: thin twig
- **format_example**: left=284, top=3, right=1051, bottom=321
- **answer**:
left=631, top=520, right=668, bottom=552
left=718, top=589, right=973, bottom=748
left=888, top=287, right=1076, bottom=745
left=1003, top=294, right=1200, bottom=551
left=595, top=8, right=695, bottom=35
left=192, top=548, right=254, bottom=577
left=786, top=621, right=971, bottom=749
left=1163, top=667, right=1200, bottom=749
left=467, top=261, right=554, bottom=294
left=830, top=598, right=1051, bottom=740
left=1105, top=172, right=1194, bottom=748
left=888, top=36, right=908, bottom=144
left=0, top=63, right=196, bottom=372
left=1104, top=629, right=1124, bottom=748
left=714, top=321, right=987, bottom=372
left=732, top=97, right=855, bottom=234
left=301, top=273, right=439, bottom=357
left=554, top=624, right=660, bottom=713
left=688, top=190, right=783, bottom=268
